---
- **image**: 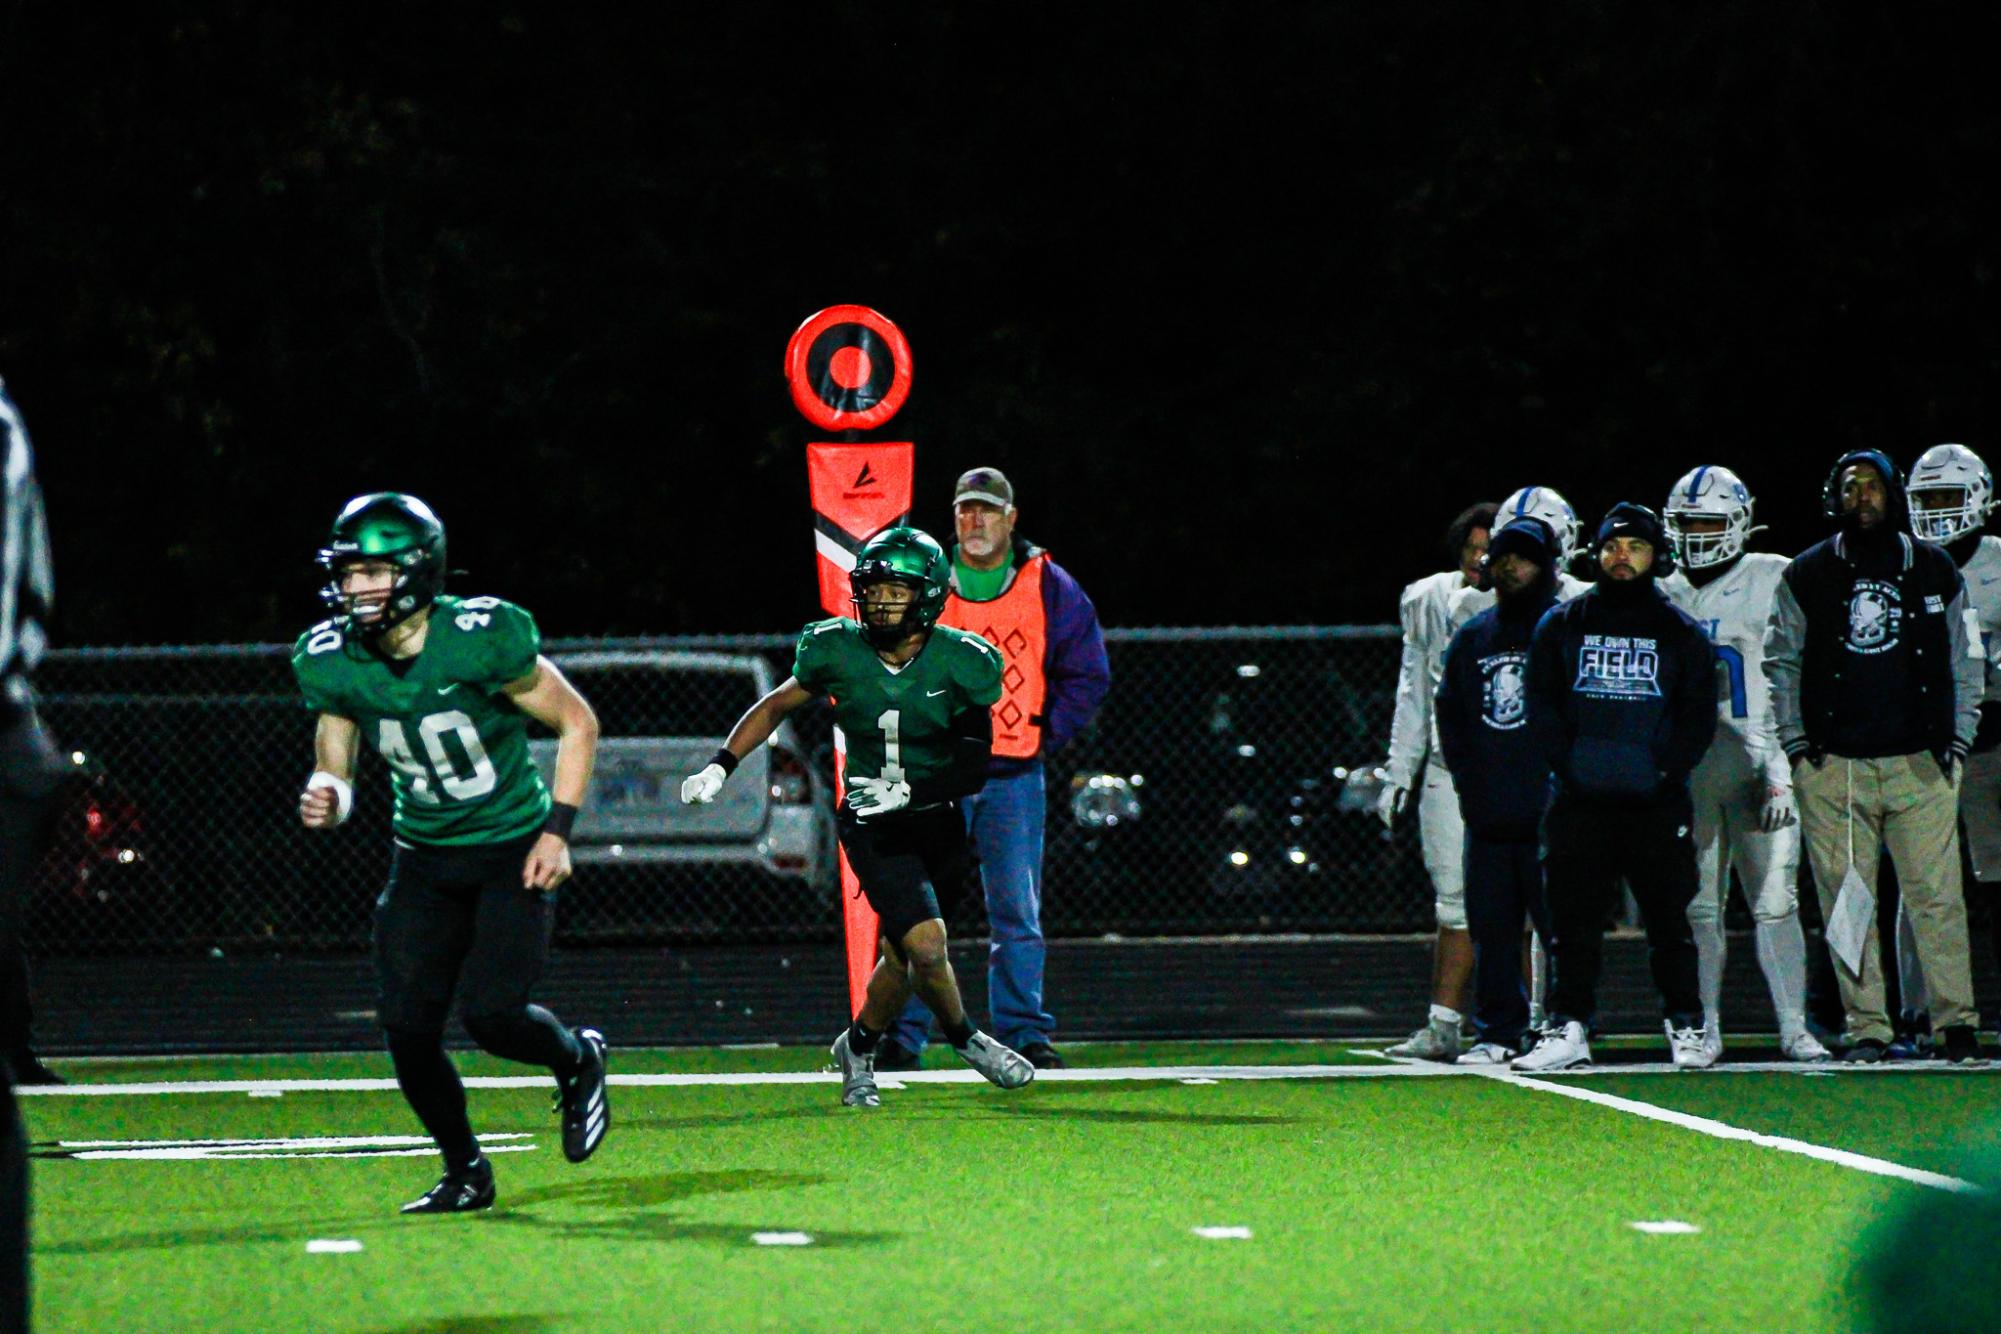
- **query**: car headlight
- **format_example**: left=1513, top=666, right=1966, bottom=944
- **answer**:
left=1071, top=771, right=1143, bottom=829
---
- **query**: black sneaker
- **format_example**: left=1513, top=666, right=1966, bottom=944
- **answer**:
left=556, top=1027, right=610, bottom=1163
left=872, top=1038, right=922, bottom=1072
left=1842, top=1038, right=1889, bottom=1064
left=1019, top=1042, right=1066, bottom=1070
left=1941, top=1024, right=1984, bottom=1065
left=400, top=1156, right=496, bottom=1214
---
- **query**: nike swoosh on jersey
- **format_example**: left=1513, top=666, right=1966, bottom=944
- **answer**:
left=926, top=689, right=947, bottom=697
left=436, top=684, right=459, bottom=695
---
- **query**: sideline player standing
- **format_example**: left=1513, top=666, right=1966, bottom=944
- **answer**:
left=1661, top=466, right=1829, bottom=1062
left=1516, top=503, right=1718, bottom=1072
left=294, top=492, right=609, bottom=1214
left=1895, top=443, right=2001, bottom=1050
left=1435, top=516, right=1562, bottom=1063
left=1765, top=451, right=1983, bottom=1064
left=680, top=527, right=1034, bottom=1107
left=1441, top=487, right=1593, bottom=1029
left=1377, top=501, right=1498, bottom=1060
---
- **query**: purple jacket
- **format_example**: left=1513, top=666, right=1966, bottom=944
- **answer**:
left=954, top=535, right=1111, bottom=777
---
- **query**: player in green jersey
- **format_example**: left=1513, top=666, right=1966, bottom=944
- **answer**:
left=681, top=527, right=1035, bottom=1106
left=292, top=492, right=610, bottom=1214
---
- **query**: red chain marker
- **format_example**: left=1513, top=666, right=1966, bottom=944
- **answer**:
left=784, top=305, right=914, bottom=433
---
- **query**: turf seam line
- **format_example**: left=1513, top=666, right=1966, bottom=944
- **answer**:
left=1486, top=1071, right=1984, bottom=1194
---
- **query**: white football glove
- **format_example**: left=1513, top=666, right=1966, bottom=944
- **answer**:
left=680, top=763, right=727, bottom=805
left=846, top=775, right=912, bottom=821
left=1375, top=782, right=1410, bottom=832
left=1759, top=785, right=1797, bottom=833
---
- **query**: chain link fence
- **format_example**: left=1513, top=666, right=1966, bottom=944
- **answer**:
left=22, top=626, right=1428, bottom=956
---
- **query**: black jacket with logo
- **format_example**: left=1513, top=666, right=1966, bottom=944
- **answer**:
left=1525, top=581, right=1717, bottom=805
left=1437, top=584, right=1559, bottom=840
left=1764, top=529, right=1979, bottom=761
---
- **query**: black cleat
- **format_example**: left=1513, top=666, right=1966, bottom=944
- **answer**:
left=7, top=1049, right=65, bottom=1086
left=1941, top=1024, right=1984, bottom=1065
left=400, top=1156, right=496, bottom=1214
left=872, top=1039, right=921, bottom=1072
left=1020, top=1042, right=1067, bottom=1070
left=557, top=1027, right=610, bottom=1163
left=1842, top=1038, right=1889, bottom=1064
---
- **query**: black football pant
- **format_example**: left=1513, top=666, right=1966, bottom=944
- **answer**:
left=1541, top=793, right=1703, bottom=1030
left=1464, top=833, right=1551, bottom=1050
left=374, top=834, right=582, bottom=1169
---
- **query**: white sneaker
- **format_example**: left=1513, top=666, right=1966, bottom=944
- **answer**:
left=1668, top=1021, right=1716, bottom=1070
left=957, top=1031, right=1035, bottom=1090
left=1385, top=1019, right=1461, bottom=1063
left=1512, top=1021, right=1591, bottom=1072
left=829, top=1029, right=880, bottom=1107
left=1781, top=1030, right=1833, bottom=1062
left=1458, top=1041, right=1518, bottom=1066
left=1702, top=1018, right=1723, bottom=1063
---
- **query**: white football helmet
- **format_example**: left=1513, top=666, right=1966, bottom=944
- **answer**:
left=1905, top=443, right=1994, bottom=544
left=1498, top=487, right=1580, bottom=559
left=1663, top=465, right=1758, bottom=569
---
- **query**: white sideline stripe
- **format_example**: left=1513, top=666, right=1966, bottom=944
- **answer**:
left=751, top=1231, right=814, bottom=1246
left=1492, top=1072, right=1983, bottom=1194
left=23, top=1058, right=1999, bottom=1097
left=1192, top=1226, right=1253, bottom=1240
left=70, top=1145, right=538, bottom=1162
left=306, top=1240, right=364, bottom=1254
left=1629, top=1220, right=1702, bottom=1235
left=58, top=1132, right=533, bottom=1150
left=13, top=1063, right=1450, bottom=1096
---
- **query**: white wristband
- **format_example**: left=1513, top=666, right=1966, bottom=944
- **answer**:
left=309, top=771, right=354, bottom=824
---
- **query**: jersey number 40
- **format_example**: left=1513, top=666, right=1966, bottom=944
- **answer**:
left=378, top=711, right=497, bottom=804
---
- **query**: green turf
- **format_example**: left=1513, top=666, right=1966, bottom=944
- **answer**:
left=1576, top=1069, right=2001, bottom=1187
left=20, top=1048, right=2001, bottom=1332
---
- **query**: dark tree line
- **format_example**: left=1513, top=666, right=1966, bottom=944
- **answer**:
left=5, top=3, right=2001, bottom=643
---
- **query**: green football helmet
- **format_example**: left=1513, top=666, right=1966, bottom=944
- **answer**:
left=849, top=526, right=950, bottom=647
left=317, top=492, right=447, bottom=637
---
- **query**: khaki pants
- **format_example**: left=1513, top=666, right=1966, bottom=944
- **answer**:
left=1796, top=753, right=1977, bottom=1042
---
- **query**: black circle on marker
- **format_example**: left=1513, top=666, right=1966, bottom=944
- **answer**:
left=803, top=324, right=897, bottom=415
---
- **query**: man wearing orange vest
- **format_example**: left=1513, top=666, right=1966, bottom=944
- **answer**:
left=878, top=467, right=1111, bottom=1071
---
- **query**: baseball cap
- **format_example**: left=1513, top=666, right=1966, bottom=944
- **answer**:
left=953, top=467, right=1015, bottom=508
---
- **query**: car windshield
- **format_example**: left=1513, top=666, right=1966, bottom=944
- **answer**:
left=563, top=666, right=761, bottom=735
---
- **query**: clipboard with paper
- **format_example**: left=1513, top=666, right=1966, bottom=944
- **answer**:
left=1825, top=760, right=1874, bottom=976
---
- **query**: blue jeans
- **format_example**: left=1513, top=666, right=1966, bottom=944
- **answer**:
left=890, top=763, right=1054, bottom=1052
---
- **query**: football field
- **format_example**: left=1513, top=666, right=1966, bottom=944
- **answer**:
left=19, top=1040, right=2001, bottom=1333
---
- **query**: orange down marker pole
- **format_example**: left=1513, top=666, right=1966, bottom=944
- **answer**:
left=786, top=306, right=916, bottom=1015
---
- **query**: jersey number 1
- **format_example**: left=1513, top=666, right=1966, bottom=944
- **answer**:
left=877, top=709, right=905, bottom=782
left=378, top=711, right=498, bottom=803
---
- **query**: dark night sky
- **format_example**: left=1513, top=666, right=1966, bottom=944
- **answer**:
left=7, top=3, right=2001, bottom=644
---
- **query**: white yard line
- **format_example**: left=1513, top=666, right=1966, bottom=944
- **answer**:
left=1486, top=1070, right=1982, bottom=1194
left=16, top=1057, right=1996, bottom=1097
left=15, top=1063, right=1460, bottom=1097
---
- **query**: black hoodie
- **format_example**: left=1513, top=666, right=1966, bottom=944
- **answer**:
left=1437, top=518, right=1561, bottom=838
left=1525, top=506, right=1718, bottom=804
